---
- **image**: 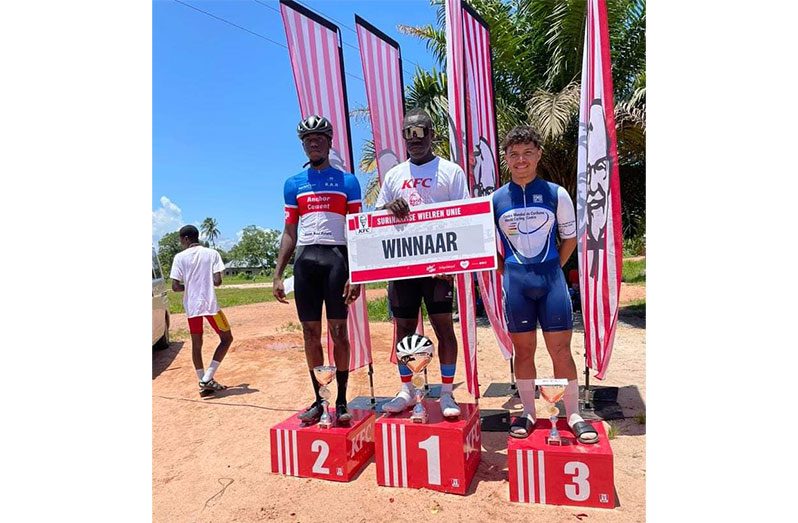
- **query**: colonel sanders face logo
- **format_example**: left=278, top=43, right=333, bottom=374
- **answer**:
left=584, top=99, right=611, bottom=276
left=471, top=137, right=496, bottom=196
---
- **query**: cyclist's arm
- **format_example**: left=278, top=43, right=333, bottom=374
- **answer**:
left=558, top=237, right=577, bottom=267
left=274, top=222, right=298, bottom=281
left=171, top=280, right=184, bottom=292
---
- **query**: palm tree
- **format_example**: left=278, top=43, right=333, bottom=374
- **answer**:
left=200, top=217, right=220, bottom=248
left=384, top=0, right=646, bottom=237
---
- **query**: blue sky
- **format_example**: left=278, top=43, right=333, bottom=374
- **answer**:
left=153, top=0, right=441, bottom=249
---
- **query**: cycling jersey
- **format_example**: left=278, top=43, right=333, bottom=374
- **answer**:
left=492, top=177, right=576, bottom=266
left=375, top=157, right=469, bottom=208
left=284, top=167, right=362, bottom=246
left=492, top=177, right=576, bottom=332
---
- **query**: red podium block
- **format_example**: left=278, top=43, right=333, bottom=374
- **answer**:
left=508, top=419, right=615, bottom=508
left=269, top=408, right=375, bottom=482
left=374, top=400, right=481, bottom=495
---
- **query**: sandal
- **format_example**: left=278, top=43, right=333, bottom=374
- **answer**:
left=509, top=415, right=535, bottom=439
left=571, top=420, right=599, bottom=444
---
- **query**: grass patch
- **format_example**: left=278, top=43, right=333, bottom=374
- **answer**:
left=634, top=412, right=646, bottom=425
left=168, top=287, right=277, bottom=314
left=365, top=281, right=388, bottom=290
left=622, top=258, right=646, bottom=283
left=607, top=421, right=620, bottom=440
left=621, top=298, right=646, bottom=315
left=279, top=321, right=303, bottom=332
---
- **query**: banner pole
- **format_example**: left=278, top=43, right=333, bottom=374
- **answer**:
left=509, top=357, right=516, bottom=395
left=583, top=358, right=592, bottom=409
left=423, top=367, right=430, bottom=393
left=368, top=363, right=376, bottom=409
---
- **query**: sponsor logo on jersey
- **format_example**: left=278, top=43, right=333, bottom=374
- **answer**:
left=533, top=194, right=543, bottom=203
left=401, top=178, right=432, bottom=189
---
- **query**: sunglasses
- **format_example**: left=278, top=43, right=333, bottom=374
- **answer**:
left=402, top=126, right=429, bottom=140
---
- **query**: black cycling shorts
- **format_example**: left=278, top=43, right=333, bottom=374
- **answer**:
left=293, top=244, right=349, bottom=322
left=388, top=276, right=454, bottom=319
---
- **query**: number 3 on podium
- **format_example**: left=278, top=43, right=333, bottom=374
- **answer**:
left=564, top=461, right=590, bottom=502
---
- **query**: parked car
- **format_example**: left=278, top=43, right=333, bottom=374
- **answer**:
left=152, top=248, right=170, bottom=350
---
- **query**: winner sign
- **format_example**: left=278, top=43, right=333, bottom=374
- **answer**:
left=346, top=197, right=497, bottom=284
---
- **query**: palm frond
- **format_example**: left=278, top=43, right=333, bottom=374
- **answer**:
left=525, top=81, right=581, bottom=141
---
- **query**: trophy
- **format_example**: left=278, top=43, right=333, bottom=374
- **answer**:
left=536, top=378, right=569, bottom=445
left=312, top=365, right=337, bottom=429
left=396, top=334, right=435, bottom=424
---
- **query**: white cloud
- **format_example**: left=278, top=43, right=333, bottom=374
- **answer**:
left=152, top=196, right=184, bottom=245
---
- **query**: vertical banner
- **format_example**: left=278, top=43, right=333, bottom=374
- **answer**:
left=280, top=0, right=372, bottom=371
left=355, top=15, right=425, bottom=363
left=462, top=3, right=514, bottom=361
left=354, top=16, right=406, bottom=185
left=446, top=0, right=479, bottom=399
left=576, top=0, right=623, bottom=379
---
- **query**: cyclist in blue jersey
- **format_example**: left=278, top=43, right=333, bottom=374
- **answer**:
left=493, top=126, right=598, bottom=444
left=273, top=115, right=363, bottom=425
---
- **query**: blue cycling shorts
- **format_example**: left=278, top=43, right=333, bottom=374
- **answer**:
left=502, top=260, right=573, bottom=333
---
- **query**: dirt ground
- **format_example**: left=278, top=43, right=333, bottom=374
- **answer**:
left=153, top=283, right=646, bottom=522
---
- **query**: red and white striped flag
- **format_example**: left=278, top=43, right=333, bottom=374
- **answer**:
left=355, top=16, right=425, bottom=364
left=576, top=0, right=623, bottom=379
left=280, top=0, right=372, bottom=371
left=355, top=16, right=406, bottom=186
left=462, top=3, right=514, bottom=362
left=446, top=0, right=480, bottom=399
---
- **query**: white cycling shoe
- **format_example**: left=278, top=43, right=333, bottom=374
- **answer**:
left=439, top=392, right=461, bottom=418
left=382, top=386, right=418, bottom=413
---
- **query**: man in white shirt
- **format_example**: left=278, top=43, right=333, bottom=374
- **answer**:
left=375, top=108, right=470, bottom=419
left=170, top=225, right=234, bottom=397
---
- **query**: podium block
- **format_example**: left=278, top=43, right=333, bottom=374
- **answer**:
left=269, top=408, right=375, bottom=482
left=375, top=400, right=481, bottom=495
left=508, top=419, right=615, bottom=508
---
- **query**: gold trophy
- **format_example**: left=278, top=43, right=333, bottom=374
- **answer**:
left=396, top=334, right=435, bottom=424
left=312, top=365, right=337, bottom=429
left=536, top=378, right=569, bottom=445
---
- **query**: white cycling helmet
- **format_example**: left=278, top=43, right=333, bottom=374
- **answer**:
left=396, top=333, right=434, bottom=363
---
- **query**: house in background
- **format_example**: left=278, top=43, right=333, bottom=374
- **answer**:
left=223, top=260, right=269, bottom=277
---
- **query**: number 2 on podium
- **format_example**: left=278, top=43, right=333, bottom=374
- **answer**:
left=418, top=435, right=441, bottom=485
left=311, top=440, right=330, bottom=474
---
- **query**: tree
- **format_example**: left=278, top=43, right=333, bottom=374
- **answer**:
left=201, top=217, right=220, bottom=248
left=157, top=231, right=182, bottom=278
left=228, top=226, right=281, bottom=274
left=373, top=0, right=645, bottom=239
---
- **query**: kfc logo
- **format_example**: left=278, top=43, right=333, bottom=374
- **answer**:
left=356, top=214, right=370, bottom=235
left=401, top=178, right=432, bottom=189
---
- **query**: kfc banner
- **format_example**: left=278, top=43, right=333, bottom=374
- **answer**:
left=446, top=0, right=479, bottom=398
left=576, top=0, right=624, bottom=379
left=462, top=2, right=514, bottom=361
left=280, top=0, right=372, bottom=371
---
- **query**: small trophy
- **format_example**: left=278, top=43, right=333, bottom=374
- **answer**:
left=536, top=378, right=569, bottom=445
left=396, top=334, right=435, bottom=424
left=313, top=365, right=337, bottom=429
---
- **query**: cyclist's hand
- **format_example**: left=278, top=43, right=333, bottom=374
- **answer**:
left=273, top=278, right=288, bottom=304
left=343, top=281, right=362, bottom=305
left=386, top=197, right=410, bottom=218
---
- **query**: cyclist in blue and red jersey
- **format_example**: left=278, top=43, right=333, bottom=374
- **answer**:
left=273, top=115, right=363, bottom=425
left=493, top=126, right=598, bottom=444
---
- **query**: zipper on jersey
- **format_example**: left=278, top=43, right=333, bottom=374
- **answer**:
left=522, top=185, right=529, bottom=255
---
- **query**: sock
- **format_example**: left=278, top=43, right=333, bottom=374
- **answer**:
left=440, top=363, right=456, bottom=394
left=309, top=369, right=322, bottom=404
left=195, top=368, right=205, bottom=380
left=202, top=360, right=221, bottom=383
left=516, top=379, right=537, bottom=421
left=564, top=379, right=583, bottom=426
left=336, top=370, right=349, bottom=405
left=398, top=363, right=413, bottom=384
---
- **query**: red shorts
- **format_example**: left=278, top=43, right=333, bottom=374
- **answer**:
left=187, top=311, right=231, bottom=335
